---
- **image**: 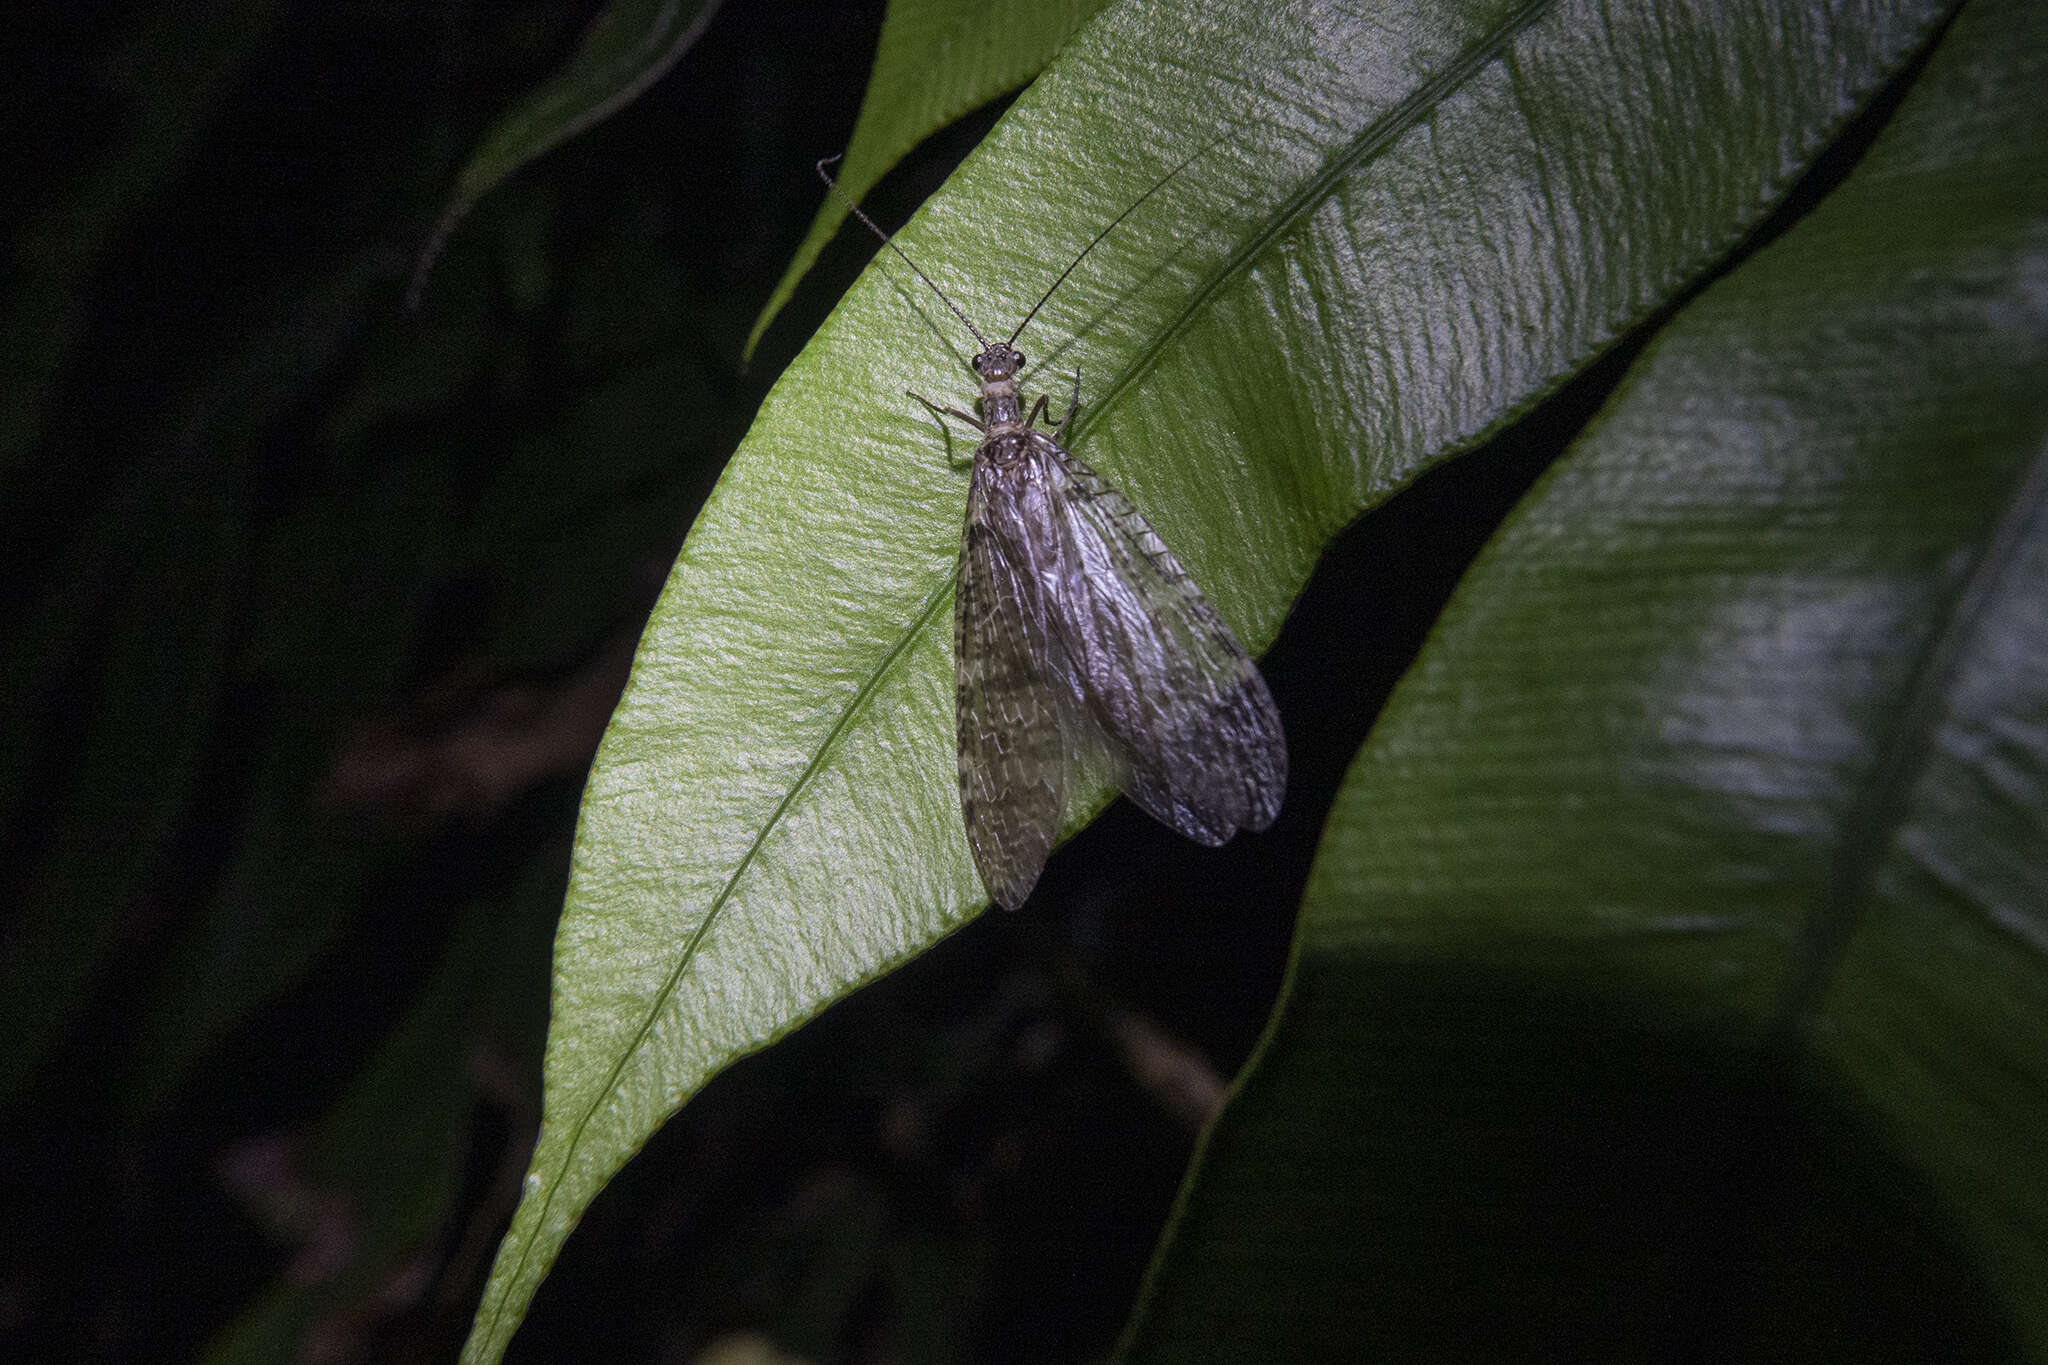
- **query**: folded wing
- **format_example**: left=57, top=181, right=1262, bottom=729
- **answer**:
left=1037, top=439, right=1286, bottom=844
left=954, top=461, right=1071, bottom=909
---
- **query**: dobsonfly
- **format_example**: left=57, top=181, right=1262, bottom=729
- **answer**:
left=818, top=147, right=1285, bottom=910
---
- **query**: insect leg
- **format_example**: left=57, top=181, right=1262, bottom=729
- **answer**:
left=909, top=390, right=984, bottom=467
left=1053, top=368, right=1081, bottom=443
left=1023, top=394, right=1050, bottom=430
left=908, top=390, right=985, bottom=431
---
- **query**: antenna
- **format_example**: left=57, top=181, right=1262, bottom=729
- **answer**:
left=817, top=156, right=989, bottom=351
left=818, top=135, right=1221, bottom=355
left=1006, top=137, right=1217, bottom=348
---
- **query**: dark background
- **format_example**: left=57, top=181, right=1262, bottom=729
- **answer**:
left=0, top=2, right=1574, bottom=1360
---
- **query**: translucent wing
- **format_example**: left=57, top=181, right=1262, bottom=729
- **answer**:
left=954, top=458, right=1071, bottom=910
left=1037, top=437, right=1286, bottom=844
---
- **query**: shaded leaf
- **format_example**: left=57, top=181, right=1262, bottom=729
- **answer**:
left=1121, top=0, right=2047, bottom=1355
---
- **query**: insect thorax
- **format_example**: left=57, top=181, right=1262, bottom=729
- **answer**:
left=979, top=430, right=1038, bottom=470
left=978, top=380, right=1024, bottom=433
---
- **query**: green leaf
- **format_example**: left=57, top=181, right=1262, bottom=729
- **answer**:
left=741, top=0, right=1114, bottom=362
left=408, top=0, right=725, bottom=305
left=1120, top=0, right=2048, bottom=1355
left=459, top=0, right=1951, bottom=1359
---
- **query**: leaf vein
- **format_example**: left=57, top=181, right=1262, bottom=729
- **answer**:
left=1774, top=428, right=2048, bottom=1033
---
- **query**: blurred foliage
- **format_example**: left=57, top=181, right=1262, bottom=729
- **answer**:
left=408, top=0, right=727, bottom=307
left=1124, top=0, right=2048, bottom=1355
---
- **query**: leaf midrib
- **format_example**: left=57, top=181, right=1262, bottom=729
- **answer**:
left=1080, top=0, right=1558, bottom=435
left=1773, top=430, right=2048, bottom=1035
left=473, top=575, right=953, bottom=1350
